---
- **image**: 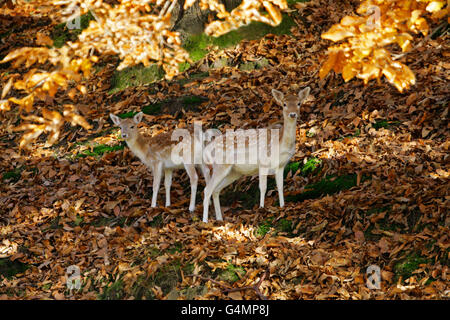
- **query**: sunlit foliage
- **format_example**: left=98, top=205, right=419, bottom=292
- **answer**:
left=0, top=0, right=287, bottom=149
left=320, top=0, right=448, bottom=92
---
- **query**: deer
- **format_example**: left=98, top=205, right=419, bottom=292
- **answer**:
left=201, top=87, right=311, bottom=223
left=110, top=112, right=211, bottom=212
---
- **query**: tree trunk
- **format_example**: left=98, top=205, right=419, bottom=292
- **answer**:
left=171, top=0, right=242, bottom=40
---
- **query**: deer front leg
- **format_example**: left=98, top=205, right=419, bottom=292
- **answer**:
left=184, top=164, right=198, bottom=212
left=259, top=168, right=268, bottom=208
left=151, top=162, right=163, bottom=208
left=164, top=168, right=173, bottom=207
left=275, top=167, right=284, bottom=208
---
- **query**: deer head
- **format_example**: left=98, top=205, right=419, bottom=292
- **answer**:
left=271, top=87, right=310, bottom=122
left=110, top=112, right=143, bottom=140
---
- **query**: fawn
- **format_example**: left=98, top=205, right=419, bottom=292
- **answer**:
left=110, top=112, right=209, bottom=212
left=202, top=87, right=311, bottom=223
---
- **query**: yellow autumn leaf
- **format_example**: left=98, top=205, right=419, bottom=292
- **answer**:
left=263, top=1, right=283, bottom=25
left=426, top=1, right=445, bottom=12
left=1, top=77, right=13, bottom=99
left=274, top=0, right=288, bottom=10
left=319, top=49, right=339, bottom=79
left=341, top=15, right=365, bottom=26
left=322, top=24, right=355, bottom=42
left=36, top=32, right=53, bottom=46
left=415, top=17, right=429, bottom=35
left=183, top=0, right=196, bottom=10
left=9, top=94, right=34, bottom=112
left=42, top=108, right=63, bottom=122
left=18, top=124, right=45, bottom=149
left=0, top=99, right=10, bottom=111
left=342, top=62, right=358, bottom=82
left=358, top=62, right=381, bottom=83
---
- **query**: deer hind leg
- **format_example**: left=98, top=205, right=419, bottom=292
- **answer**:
left=203, top=165, right=232, bottom=223
left=212, top=171, right=241, bottom=221
left=164, top=168, right=173, bottom=207
left=184, top=164, right=199, bottom=212
left=199, top=164, right=211, bottom=184
left=151, top=162, right=163, bottom=208
left=275, top=167, right=285, bottom=208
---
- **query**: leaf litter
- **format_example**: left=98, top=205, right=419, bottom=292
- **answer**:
left=0, top=0, right=448, bottom=300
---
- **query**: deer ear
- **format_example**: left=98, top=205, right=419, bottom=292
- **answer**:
left=271, top=89, right=284, bottom=106
left=298, top=87, right=311, bottom=102
left=133, top=112, right=143, bottom=124
left=110, top=114, right=121, bottom=126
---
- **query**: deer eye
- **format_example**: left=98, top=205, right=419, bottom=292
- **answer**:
left=283, top=103, right=287, bottom=107
left=130, top=125, right=135, bottom=129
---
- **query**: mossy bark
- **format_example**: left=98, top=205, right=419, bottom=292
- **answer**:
left=171, top=0, right=241, bottom=40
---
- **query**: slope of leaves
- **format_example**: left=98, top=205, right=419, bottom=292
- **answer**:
left=0, top=0, right=448, bottom=300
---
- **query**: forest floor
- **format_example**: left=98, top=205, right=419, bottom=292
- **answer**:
left=0, top=0, right=448, bottom=299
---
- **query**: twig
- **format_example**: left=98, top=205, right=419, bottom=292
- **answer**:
left=392, top=21, right=448, bottom=61
left=188, top=274, right=233, bottom=290
left=222, top=270, right=269, bottom=300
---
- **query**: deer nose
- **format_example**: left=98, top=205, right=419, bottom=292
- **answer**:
left=289, top=112, right=297, bottom=119
left=122, top=133, right=128, bottom=139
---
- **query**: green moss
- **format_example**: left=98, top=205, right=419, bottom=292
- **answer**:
left=239, top=61, right=257, bottom=71
left=99, top=279, right=124, bottom=300
left=284, top=158, right=322, bottom=178
left=109, top=64, right=164, bottom=94
left=148, top=214, right=163, bottom=228
left=117, top=111, right=138, bottom=119
left=175, top=72, right=209, bottom=86
left=287, top=0, right=309, bottom=4
left=218, top=263, right=245, bottom=283
left=75, top=143, right=125, bottom=159
left=133, top=260, right=188, bottom=299
left=394, top=253, right=432, bottom=281
left=256, top=218, right=294, bottom=237
left=277, top=218, right=293, bottom=234
left=2, top=166, right=38, bottom=183
left=284, top=162, right=300, bottom=176
left=183, top=14, right=296, bottom=62
left=141, top=95, right=207, bottom=116
left=2, top=167, right=22, bottom=182
left=142, top=103, right=162, bottom=115
left=285, top=174, right=371, bottom=203
left=0, top=258, right=29, bottom=278
left=178, top=62, right=191, bottom=72
left=256, top=218, right=274, bottom=237
left=182, top=95, right=204, bottom=105
left=182, top=263, right=195, bottom=275
left=372, top=120, right=401, bottom=130
left=167, top=242, right=183, bottom=254
left=337, top=128, right=361, bottom=141
left=301, top=157, right=322, bottom=176
left=222, top=159, right=325, bottom=209
left=51, top=12, right=94, bottom=48
left=179, top=285, right=207, bottom=299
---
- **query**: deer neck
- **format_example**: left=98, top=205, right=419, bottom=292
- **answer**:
left=125, top=133, right=149, bottom=162
left=280, top=117, right=297, bottom=154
